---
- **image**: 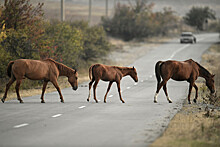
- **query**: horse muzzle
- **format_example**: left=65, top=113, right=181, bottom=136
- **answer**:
left=72, top=86, right=78, bottom=91
left=211, top=89, right=215, bottom=94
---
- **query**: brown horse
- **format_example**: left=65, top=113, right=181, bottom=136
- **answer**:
left=87, top=64, right=138, bottom=103
left=1, top=58, right=78, bottom=103
left=154, top=59, right=215, bottom=104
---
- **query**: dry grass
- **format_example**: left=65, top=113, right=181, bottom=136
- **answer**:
left=150, top=102, right=220, bottom=147
left=150, top=42, right=220, bottom=147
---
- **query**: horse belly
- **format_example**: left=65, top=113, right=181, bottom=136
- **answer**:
left=171, top=72, right=190, bottom=81
left=25, top=65, right=49, bottom=80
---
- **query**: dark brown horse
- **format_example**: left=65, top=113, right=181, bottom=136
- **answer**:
left=1, top=58, right=78, bottom=103
left=154, top=59, right=215, bottom=104
left=87, top=64, right=138, bottom=103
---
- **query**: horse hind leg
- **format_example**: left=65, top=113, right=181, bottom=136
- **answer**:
left=15, top=79, right=23, bottom=103
left=1, top=78, right=16, bottom=103
left=93, top=79, right=100, bottom=103
left=87, top=78, right=95, bottom=102
left=154, top=80, right=168, bottom=103
left=163, top=84, right=172, bottom=103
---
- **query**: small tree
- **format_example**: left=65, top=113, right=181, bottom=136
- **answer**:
left=0, top=0, right=44, bottom=59
left=183, top=6, right=216, bottom=30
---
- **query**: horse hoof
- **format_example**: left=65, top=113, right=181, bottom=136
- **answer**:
left=87, top=99, right=89, bottom=102
left=122, top=101, right=125, bottom=103
left=1, top=99, right=5, bottom=103
left=188, top=101, right=191, bottom=104
left=169, top=100, right=172, bottom=103
left=41, top=100, right=45, bottom=103
left=95, top=101, right=98, bottom=103
left=20, top=100, right=24, bottom=103
left=193, top=99, right=197, bottom=103
left=154, top=100, right=158, bottom=103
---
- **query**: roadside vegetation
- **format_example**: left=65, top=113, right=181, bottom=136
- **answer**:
left=150, top=43, right=220, bottom=147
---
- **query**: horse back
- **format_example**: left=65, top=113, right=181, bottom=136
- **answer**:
left=91, top=64, right=121, bottom=81
left=161, top=60, right=199, bottom=81
left=12, top=59, right=58, bottom=80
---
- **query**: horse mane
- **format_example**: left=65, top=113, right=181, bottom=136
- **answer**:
left=114, top=66, right=132, bottom=71
left=44, top=58, right=75, bottom=73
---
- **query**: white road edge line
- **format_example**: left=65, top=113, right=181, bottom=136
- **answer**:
left=78, top=106, right=86, bottom=109
left=14, top=123, right=29, bottom=128
left=52, top=114, right=62, bottom=118
left=170, top=44, right=190, bottom=59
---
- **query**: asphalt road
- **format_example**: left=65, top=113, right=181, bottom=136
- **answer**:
left=0, top=33, right=219, bottom=147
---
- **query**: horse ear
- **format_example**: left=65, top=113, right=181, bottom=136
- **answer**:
left=74, top=69, right=77, bottom=74
left=133, top=66, right=135, bottom=70
left=212, top=74, right=215, bottom=78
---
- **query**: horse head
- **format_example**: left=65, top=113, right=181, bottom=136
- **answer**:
left=130, top=67, right=138, bottom=82
left=68, top=70, right=78, bottom=90
left=206, top=74, right=215, bottom=94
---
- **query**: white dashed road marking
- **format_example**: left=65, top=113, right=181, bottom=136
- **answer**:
left=52, top=114, right=62, bottom=118
left=14, top=123, right=29, bottom=128
left=78, top=106, right=86, bottom=109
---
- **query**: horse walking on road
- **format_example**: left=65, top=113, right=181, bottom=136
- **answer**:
left=87, top=64, right=138, bottom=103
left=1, top=58, right=78, bottom=103
left=154, top=59, right=215, bottom=104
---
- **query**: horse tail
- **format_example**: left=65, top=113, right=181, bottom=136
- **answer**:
left=89, top=65, right=94, bottom=80
left=7, top=61, right=14, bottom=78
left=155, top=61, right=163, bottom=84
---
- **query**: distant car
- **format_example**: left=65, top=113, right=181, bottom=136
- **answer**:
left=180, top=32, right=196, bottom=44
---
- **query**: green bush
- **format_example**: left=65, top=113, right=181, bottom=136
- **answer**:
left=42, top=21, right=83, bottom=69
left=183, top=6, right=216, bottom=30
left=42, top=21, right=111, bottom=69
left=102, top=1, right=178, bottom=41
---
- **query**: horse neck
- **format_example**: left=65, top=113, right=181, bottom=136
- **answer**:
left=198, top=65, right=211, bottom=80
left=117, top=67, right=132, bottom=77
left=55, top=62, right=72, bottom=77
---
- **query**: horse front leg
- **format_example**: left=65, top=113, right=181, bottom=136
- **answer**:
left=104, top=81, right=113, bottom=103
left=15, top=79, right=23, bottom=103
left=116, top=81, right=125, bottom=103
left=51, top=79, right=64, bottom=103
left=193, top=84, right=198, bottom=103
left=40, top=80, right=48, bottom=103
left=187, top=83, right=193, bottom=104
